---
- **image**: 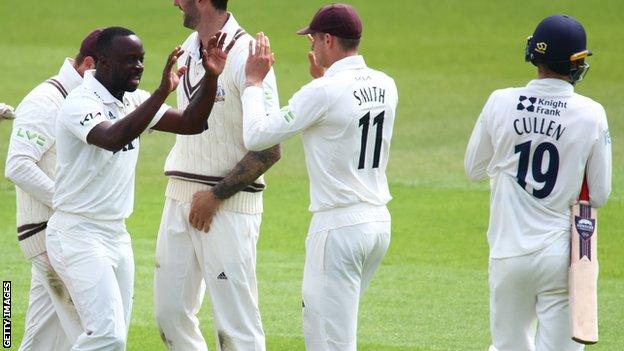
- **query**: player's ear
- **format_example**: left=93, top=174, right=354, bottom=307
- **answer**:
left=326, top=34, right=336, bottom=49
left=84, top=56, right=96, bottom=70
left=325, top=33, right=332, bottom=45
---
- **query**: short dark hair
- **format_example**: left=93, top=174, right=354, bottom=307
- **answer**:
left=210, top=0, right=227, bottom=11
left=336, top=36, right=360, bottom=51
left=75, top=53, right=88, bottom=66
left=96, top=27, right=136, bottom=56
left=537, top=62, right=571, bottom=76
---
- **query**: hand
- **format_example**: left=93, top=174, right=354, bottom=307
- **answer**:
left=245, top=32, right=275, bottom=87
left=158, top=46, right=187, bottom=95
left=202, top=31, right=236, bottom=77
left=189, top=190, right=222, bottom=233
left=0, top=103, right=15, bottom=121
left=307, top=35, right=325, bottom=79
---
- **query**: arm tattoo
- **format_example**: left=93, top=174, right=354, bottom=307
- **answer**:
left=212, top=144, right=281, bottom=200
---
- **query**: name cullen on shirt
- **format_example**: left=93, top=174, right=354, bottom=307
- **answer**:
left=513, top=117, right=566, bottom=141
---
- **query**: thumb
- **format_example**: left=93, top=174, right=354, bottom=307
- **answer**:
left=308, top=51, right=316, bottom=65
left=177, top=66, right=187, bottom=78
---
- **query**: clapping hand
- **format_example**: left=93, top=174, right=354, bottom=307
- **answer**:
left=202, top=31, right=236, bottom=77
left=158, top=46, right=186, bottom=94
left=245, top=32, right=275, bottom=87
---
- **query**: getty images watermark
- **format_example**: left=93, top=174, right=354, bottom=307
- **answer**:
left=2, top=281, right=10, bottom=348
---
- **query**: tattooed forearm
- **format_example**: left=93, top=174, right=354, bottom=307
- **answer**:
left=212, top=144, right=281, bottom=200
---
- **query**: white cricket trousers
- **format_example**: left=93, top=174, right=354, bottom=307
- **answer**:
left=154, top=197, right=265, bottom=351
left=46, top=211, right=134, bottom=351
left=19, top=252, right=82, bottom=351
left=302, top=221, right=390, bottom=351
left=489, top=236, right=584, bottom=351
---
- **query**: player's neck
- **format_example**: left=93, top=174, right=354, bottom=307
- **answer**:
left=94, top=71, right=124, bottom=101
left=326, top=51, right=358, bottom=68
left=197, top=11, right=229, bottom=50
left=537, top=67, right=570, bottom=82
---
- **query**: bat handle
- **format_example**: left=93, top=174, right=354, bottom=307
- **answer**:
left=579, top=176, right=590, bottom=202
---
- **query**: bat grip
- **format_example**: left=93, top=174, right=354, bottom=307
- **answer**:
left=579, top=176, right=590, bottom=202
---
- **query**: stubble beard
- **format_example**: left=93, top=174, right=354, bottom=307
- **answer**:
left=183, top=11, right=199, bottom=30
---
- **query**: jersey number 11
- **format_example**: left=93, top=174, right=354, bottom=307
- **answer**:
left=358, top=111, right=385, bottom=169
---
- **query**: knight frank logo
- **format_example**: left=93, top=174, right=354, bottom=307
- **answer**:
left=2, top=281, right=10, bottom=349
left=517, top=96, right=537, bottom=111
left=517, top=95, right=568, bottom=116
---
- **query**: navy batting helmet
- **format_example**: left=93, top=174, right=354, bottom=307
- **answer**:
left=525, top=15, right=592, bottom=84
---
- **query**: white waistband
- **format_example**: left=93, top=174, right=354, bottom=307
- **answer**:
left=309, top=203, right=390, bottom=234
left=49, top=210, right=125, bottom=229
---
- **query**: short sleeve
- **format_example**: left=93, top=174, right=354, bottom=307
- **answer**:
left=148, top=104, right=172, bottom=130
left=131, top=89, right=171, bottom=130
left=60, top=97, right=108, bottom=144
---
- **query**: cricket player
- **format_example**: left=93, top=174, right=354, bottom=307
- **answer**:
left=465, top=15, right=611, bottom=351
left=242, top=4, right=398, bottom=350
left=154, top=1, right=281, bottom=350
left=45, top=26, right=234, bottom=350
left=5, top=29, right=102, bottom=350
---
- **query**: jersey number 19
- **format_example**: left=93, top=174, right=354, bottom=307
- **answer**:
left=514, top=140, right=560, bottom=199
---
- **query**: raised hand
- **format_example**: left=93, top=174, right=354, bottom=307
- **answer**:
left=202, top=31, right=236, bottom=77
left=158, top=46, right=187, bottom=94
left=307, top=34, right=325, bottom=79
left=245, top=32, right=275, bottom=87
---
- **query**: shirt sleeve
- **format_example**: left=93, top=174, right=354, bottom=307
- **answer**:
left=586, top=106, right=612, bottom=208
left=4, top=97, right=57, bottom=206
left=134, top=89, right=171, bottom=130
left=241, top=82, right=327, bottom=151
left=60, top=97, right=108, bottom=144
left=464, top=92, right=496, bottom=181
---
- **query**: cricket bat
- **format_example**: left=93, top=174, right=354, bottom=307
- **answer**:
left=569, top=178, right=599, bottom=344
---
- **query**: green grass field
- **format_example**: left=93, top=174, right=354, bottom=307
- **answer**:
left=1, top=0, right=622, bottom=350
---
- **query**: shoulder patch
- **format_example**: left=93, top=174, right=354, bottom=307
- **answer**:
left=280, top=106, right=295, bottom=123
left=604, top=130, right=611, bottom=145
left=15, top=128, right=47, bottom=147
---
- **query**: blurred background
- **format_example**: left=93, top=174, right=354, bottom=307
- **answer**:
left=0, top=1, right=621, bottom=349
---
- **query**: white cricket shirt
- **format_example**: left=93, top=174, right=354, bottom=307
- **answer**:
left=465, top=78, right=612, bottom=258
left=242, top=55, right=398, bottom=230
left=53, top=70, right=170, bottom=221
left=6, top=58, right=83, bottom=257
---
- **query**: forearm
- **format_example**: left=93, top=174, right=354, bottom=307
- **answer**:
left=212, top=145, right=281, bottom=200
left=5, top=155, right=54, bottom=207
left=96, top=90, right=168, bottom=151
left=179, top=74, right=218, bottom=133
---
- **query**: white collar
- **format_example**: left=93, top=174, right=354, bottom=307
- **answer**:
left=325, top=55, right=366, bottom=77
left=83, top=70, right=126, bottom=107
left=57, top=58, right=84, bottom=91
left=526, top=78, right=574, bottom=95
